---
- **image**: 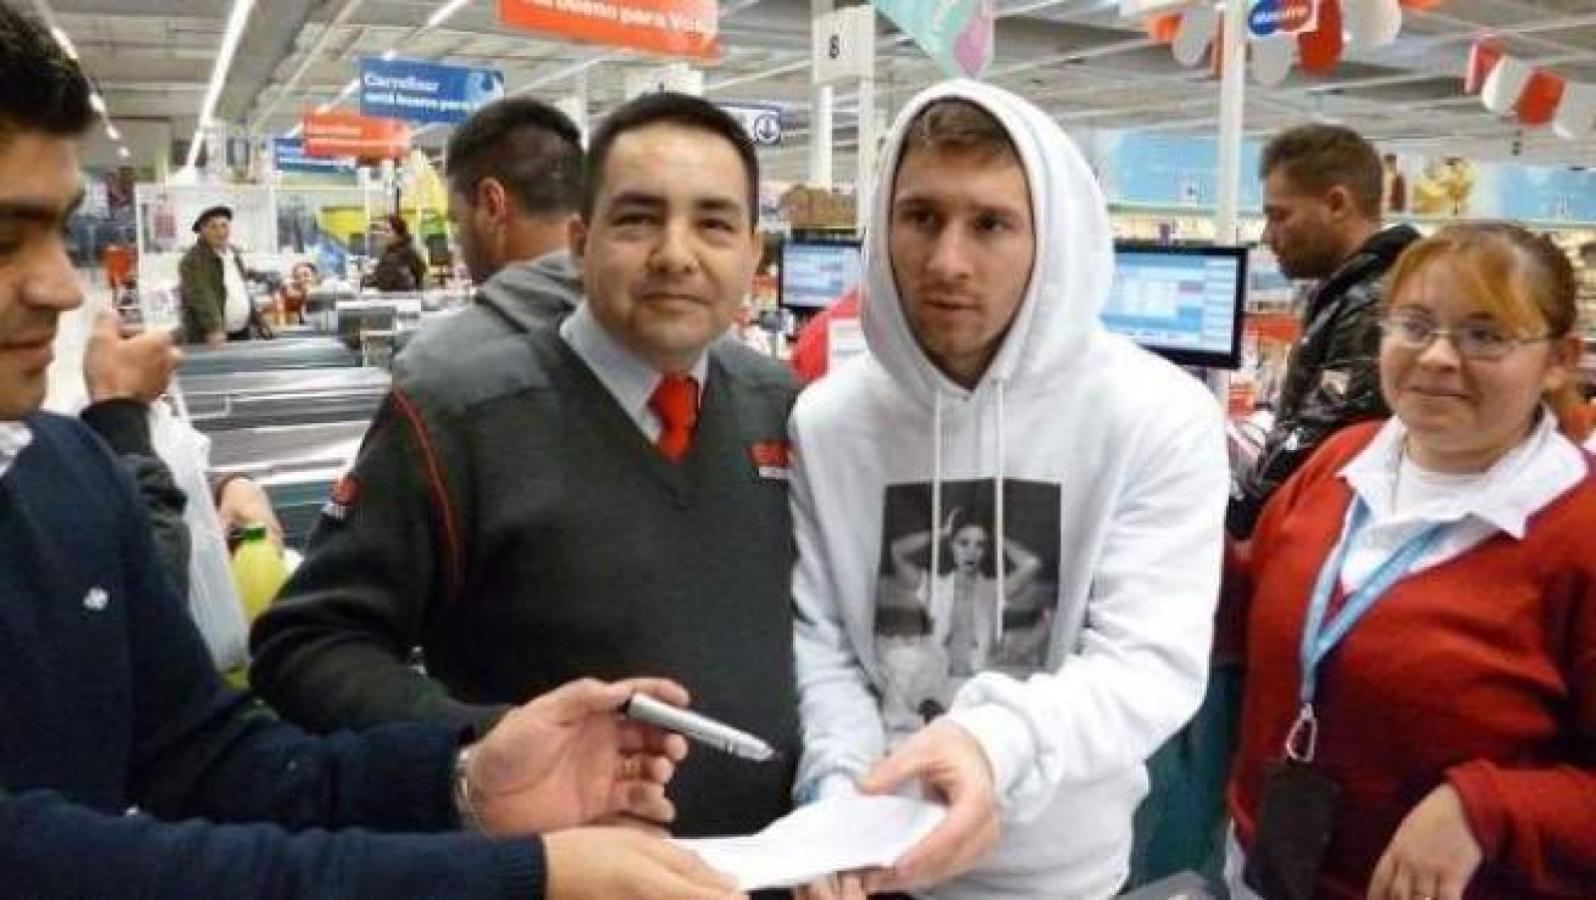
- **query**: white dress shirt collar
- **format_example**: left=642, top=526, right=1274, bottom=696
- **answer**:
left=1340, top=408, right=1588, bottom=539
left=559, top=303, right=708, bottom=440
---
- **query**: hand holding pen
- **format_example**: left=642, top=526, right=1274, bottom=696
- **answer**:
left=464, top=677, right=692, bottom=836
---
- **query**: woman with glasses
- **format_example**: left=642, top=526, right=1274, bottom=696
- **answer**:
left=1224, top=223, right=1595, bottom=900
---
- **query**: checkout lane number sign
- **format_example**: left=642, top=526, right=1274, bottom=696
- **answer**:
left=1247, top=0, right=1318, bottom=38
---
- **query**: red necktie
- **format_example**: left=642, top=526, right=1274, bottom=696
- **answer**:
left=649, top=374, right=699, bottom=463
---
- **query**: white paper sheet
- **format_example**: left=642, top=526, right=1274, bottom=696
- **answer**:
left=675, top=794, right=947, bottom=891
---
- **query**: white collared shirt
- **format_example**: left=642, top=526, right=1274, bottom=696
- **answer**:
left=0, top=421, right=33, bottom=481
left=558, top=303, right=708, bottom=443
left=1336, top=409, right=1587, bottom=592
left=218, top=246, right=251, bottom=333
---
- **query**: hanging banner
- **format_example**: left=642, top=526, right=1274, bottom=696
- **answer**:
left=498, top=0, right=718, bottom=60
left=272, top=138, right=357, bottom=175
left=1092, top=131, right=1265, bottom=210
left=1247, top=0, right=1320, bottom=39
left=1400, top=153, right=1596, bottom=222
left=302, top=111, right=411, bottom=160
left=720, top=103, right=783, bottom=146
left=358, top=57, right=505, bottom=125
left=870, top=0, right=996, bottom=80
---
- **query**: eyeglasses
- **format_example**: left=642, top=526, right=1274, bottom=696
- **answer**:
left=1376, top=312, right=1550, bottom=361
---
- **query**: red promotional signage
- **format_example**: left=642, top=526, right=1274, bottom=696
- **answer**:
left=302, top=111, right=411, bottom=160
left=1465, top=40, right=1503, bottom=94
left=498, top=0, right=718, bottom=60
left=1296, top=0, right=1342, bottom=73
left=1517, top=70, right=1567, bottom=126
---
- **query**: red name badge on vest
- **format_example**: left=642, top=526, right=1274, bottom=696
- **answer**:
left=748, top=441, right=791, bottom=481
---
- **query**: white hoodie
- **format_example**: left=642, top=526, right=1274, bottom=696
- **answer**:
left=790, top=81, right=1228, bottom=898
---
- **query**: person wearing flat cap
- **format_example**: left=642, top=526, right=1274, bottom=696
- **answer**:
left=178, top=204, right=270, bottom=346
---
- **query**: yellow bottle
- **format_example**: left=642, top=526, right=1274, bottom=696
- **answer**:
left=231, top=523, right=288, bottom=624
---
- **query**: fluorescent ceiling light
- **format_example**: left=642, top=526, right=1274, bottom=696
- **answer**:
left=382, top=49, right=398, bottom=61
left=117, top=146, right=130, bottom=159
left=426, top=0, right=470, bottom=29
left=88, top=92, right=106, bottom=115
left=185, top=0, right=256, bottom=168
left=104, top=123, right=120, bottom=140
left=285, top=122, right=304, bottom=139
left=49, top=25, right=77, bottom=60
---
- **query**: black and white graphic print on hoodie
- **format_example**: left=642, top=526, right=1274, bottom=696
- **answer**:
left=789, top=80, right=1229, bottom=899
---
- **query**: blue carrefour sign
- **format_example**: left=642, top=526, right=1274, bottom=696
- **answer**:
left=358, top=57, right=504, bottom=126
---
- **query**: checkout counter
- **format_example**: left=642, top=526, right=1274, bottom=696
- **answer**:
left=176, top=285, right=470, bottom=547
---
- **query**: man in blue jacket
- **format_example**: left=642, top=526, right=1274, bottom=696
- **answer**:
left=0, top=4, right=739, bottom=898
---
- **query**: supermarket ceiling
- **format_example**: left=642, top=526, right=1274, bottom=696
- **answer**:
left=35, top=0, right=1596, bottom=177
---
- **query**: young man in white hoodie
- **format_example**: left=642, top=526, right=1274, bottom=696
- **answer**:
left=790, top=81, right=1228, bottom=899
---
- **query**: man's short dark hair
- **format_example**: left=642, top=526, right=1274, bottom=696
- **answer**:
left=445, top=96, right=582, bottom=218
left=1260, top=124, right=1383, bottom=219
left=0, top=3, right=94, bottom=144
left=584, top=92, right=759, bottom=229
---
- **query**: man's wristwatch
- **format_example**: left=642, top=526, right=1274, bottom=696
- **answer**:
left=453, top=744, right=486, bottom=832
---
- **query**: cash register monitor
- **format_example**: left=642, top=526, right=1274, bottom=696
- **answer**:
left=1101, top=243, right=1248, bottom=369
left=779, top=239, right=863, bottom=310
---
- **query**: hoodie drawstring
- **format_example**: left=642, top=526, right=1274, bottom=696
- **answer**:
left=927, top=382, right=1009, bottom=650
left=993, top=378, right=1008, bottom=640
left=929, top=389, right=945, bottom=622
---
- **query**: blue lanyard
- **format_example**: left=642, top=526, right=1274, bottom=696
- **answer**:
left=1299, top=499, right=1447, bottom=709
left=1285, top=499, right=1447, bottom=762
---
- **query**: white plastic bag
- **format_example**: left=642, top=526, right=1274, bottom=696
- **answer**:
left=148, top=403, right=250, bottom=671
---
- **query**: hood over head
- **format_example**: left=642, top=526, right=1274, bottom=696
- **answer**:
left=863, top=80, right=1113, bottom=401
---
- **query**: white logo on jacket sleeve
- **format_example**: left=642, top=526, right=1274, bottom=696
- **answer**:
left=83, top=586, right=109, bottom=611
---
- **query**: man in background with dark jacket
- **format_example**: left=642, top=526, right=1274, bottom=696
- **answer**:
left=1227, top=124, right=1420, bottom=538
left=0, top=6, right=739, bottom=897
left=1132, top=125, right=1421, bottom=889
left=178, top=204, right=269, bottom=346
left=395, top=95, right=586, bottom=382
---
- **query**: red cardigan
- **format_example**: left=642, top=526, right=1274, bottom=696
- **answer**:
left=1227, top=423, right=1596, bottom=898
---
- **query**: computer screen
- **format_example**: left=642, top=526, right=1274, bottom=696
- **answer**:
left=780, top=240, right=863, bottom=310
left=1101, top=243, right=1248, bottom=369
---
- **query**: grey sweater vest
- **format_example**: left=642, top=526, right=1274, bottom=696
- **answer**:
left=420, top=330, right=799, bottom=838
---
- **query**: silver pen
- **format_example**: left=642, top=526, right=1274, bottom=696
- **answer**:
left=621, top=692, right=778, bottom=763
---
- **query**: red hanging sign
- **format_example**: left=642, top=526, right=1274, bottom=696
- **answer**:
left=498, top=0, right=719, bottom=60
left=302, top=111, right=411, bottom=161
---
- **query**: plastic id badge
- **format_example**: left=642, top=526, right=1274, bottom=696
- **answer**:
left=1244, top=758, right=1343, bottom=900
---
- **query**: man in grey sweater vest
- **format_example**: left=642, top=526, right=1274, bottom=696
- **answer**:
left=252, top=93, right=800, bottom=847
